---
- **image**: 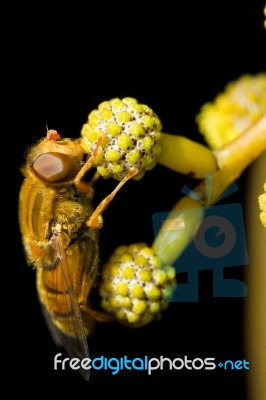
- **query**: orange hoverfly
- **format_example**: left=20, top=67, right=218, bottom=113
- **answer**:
left=18, top=129, right=138, bottom=380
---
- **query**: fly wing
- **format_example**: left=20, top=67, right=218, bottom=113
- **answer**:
left=37, top=233, right=92, bottom=381
left=40, top=304, right=91, bottom=381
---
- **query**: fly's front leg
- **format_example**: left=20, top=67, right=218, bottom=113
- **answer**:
left=86, top=167, right=139, bottom=228
left=74, top=137, right=104, bottom=195
left=74, top=136, right=140, bottom=229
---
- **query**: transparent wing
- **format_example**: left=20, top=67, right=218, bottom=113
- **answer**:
left=38, top=233, right=91, bottom=381
left=40, top=304, right=91, bottom=381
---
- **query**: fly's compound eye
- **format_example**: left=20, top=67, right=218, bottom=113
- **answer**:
left=32, top=152, right=79, bottom=183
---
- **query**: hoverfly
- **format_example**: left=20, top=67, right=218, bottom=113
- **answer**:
left=18, top=130, right=136, bottom=380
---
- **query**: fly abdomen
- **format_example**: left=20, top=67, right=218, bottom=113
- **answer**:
left=36, top=266, right=77, bottom=337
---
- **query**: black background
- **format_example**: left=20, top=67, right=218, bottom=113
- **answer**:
left=8, top=1, right=266, bottom=397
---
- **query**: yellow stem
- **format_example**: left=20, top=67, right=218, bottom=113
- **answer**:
left=153, top=113, right=266, bottom=265
left=157, top=133, right=217, bottom=179
left=214, top=112, right=266, bottom=180
left=245, top=152, right=266, bottom=400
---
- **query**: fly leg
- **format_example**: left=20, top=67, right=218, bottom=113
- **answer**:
left=86, top=167, right=139, bottom=228
left=74, top=137, right=104, bottom=195
left=77, top=271, right=115, bottom=323
left=74, top=136, right=139, bottom=229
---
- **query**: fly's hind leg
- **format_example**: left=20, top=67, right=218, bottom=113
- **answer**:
left=77, top=274, right=115, bottom=324
left=80, top=303, right=115, bottom=323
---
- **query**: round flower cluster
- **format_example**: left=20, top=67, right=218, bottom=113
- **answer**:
left=99, top=243, right=176, bottom=327
left=259, top=182, right=266, bottom=228
left=81, top=97, right=162, bottom=181
left=196, top=74, right=266, bottom=149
